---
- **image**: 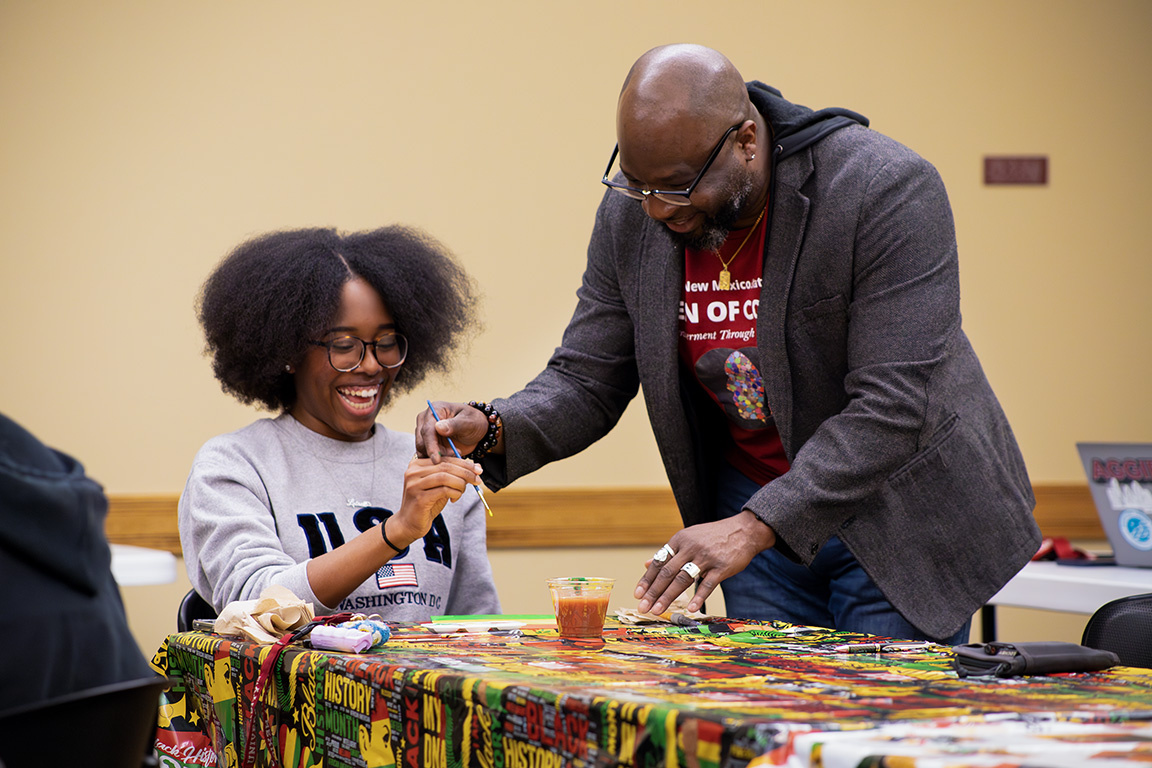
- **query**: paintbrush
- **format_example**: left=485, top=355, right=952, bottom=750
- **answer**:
left=426, top=400, right=492, bottom=516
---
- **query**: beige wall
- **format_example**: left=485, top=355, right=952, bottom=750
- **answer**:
left=2, top=2, right=1149, bottom=653
left=2, top=0, right=1150, bottom=492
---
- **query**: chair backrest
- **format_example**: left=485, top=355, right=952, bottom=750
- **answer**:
left=177, top=589, right=217, bottom=633
left=0, top=675, right=168, bottom=768
left=1081, top=592, right=1152, bottom=669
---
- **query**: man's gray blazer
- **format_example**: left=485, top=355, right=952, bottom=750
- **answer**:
left=484, top=121, right=1040, bottom=640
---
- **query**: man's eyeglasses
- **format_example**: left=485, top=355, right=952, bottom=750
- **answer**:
left=601, top=122, right=742, bottom=207
left=308, top=334, right=408, bottom=372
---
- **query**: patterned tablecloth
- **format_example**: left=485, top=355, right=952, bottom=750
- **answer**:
left=151, top=618, right=1152, bottom=768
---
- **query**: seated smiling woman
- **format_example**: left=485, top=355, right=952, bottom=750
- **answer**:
left=180, top=226, right=500, bottom=620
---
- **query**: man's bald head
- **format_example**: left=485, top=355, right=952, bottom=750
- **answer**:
left=609, top=44, right=771, bottom=247
left=618, top=44, right=752, bottom=138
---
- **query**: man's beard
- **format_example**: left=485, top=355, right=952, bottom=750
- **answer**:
left=664, top=166, right=760, bottom=251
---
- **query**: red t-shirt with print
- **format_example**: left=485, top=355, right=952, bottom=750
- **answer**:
left=677, top=209, right=790, bottom=486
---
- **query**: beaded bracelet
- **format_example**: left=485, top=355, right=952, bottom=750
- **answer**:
left=466, top=400, right=502, bottom=461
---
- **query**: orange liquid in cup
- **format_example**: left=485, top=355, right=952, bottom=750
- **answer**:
left=555, top=594, right=610, bottom=638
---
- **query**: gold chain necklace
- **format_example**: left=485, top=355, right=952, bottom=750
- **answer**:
left=714, top=203, right=766, bottom=290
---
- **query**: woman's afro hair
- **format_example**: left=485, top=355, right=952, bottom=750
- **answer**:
left=196, top=225, right=479, bottom=411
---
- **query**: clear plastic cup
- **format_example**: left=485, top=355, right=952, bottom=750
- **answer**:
left=547, top=577, right=615, bottom=639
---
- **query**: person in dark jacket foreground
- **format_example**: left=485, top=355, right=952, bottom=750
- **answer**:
left=0, top=412, right=155, bottom=713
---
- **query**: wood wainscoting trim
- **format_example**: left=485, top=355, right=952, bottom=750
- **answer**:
left=105, top=495, right=183, bottom=554
left=1028, top=484, right=1103, bottom=540
left=105, top=483, right=1101, bottom=557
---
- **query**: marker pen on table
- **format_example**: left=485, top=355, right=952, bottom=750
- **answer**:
left=832, top=641, right=932, bottom=654
left=426, top=400, right=492, bottom=516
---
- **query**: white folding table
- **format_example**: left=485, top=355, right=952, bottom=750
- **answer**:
left=981, top=560, right=1152, bottom=642
left=109, top=543, right=178, bottom=586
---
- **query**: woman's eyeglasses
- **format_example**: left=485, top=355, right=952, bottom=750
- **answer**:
left=307, top=334, right=408, bottom=372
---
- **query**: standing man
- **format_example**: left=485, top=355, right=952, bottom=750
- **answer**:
left=417, top=44, right=1039, bottom=643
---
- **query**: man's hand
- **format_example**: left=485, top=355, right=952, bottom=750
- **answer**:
left=634, top=511, right=777, bottom=615
left=415, top=401, right=488, bottom=463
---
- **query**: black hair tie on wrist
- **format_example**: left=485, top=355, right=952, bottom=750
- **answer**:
left=465, top=400, right=501, bottom=461
left=381, top=519, right=405, bottom=553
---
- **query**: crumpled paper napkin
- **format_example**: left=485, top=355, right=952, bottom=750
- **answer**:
left=213, top=584, right=315, bottom=644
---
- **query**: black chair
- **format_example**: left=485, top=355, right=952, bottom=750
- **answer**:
left=177, top=589, right=217, bottom=633
left=0, top=675, right=168, bottom=768
left=1081, top=592, right=1152, bottom=669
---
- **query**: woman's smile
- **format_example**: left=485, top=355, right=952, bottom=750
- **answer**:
left=337, top=383, right=381, bottom=412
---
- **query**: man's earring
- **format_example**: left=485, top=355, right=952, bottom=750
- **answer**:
left=285, top=364, right=293, bottom=373
left=749, top=152, right=756, bottom=161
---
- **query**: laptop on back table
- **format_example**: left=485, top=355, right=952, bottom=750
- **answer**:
left=1076, top=442, right=1152, bottom=568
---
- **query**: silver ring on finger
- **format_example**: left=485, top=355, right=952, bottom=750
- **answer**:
left=652, top=544, right=675, bottom=564
left=680, top=561, right=701, bottom=580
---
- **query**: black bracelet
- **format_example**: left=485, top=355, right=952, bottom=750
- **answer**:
left=465, top=400, right=502, bottom=461
left=380, top=519, right=405, bottom=553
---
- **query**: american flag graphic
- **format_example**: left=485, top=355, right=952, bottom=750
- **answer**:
left=376, top=562, right=418, bottom=589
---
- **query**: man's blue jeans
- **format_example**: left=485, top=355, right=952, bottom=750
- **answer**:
left=714, top=463, right=970, bottom=644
